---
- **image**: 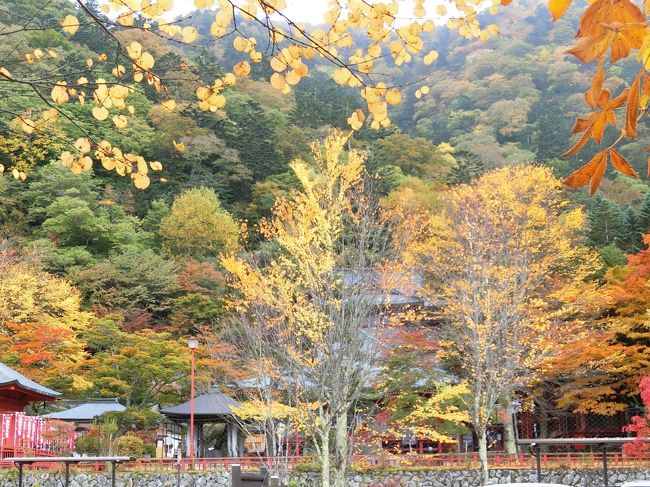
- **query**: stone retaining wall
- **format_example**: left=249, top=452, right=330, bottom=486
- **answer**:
left=0, top=467, right=648, bottom=487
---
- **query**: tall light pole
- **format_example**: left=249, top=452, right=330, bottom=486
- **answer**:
left=188, top=338, right=199, bottom=466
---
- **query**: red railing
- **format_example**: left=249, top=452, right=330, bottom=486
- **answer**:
left=0, top=413, right=73, bottom=461
left=1, top=451, right=649, bottom=472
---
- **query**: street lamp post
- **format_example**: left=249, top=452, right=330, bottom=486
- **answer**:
left=188, top=338, right=199, bottom=467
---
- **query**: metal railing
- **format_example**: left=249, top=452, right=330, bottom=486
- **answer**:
left=6, top=456, right=135, bottom=487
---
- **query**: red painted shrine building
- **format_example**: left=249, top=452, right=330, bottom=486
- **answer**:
left=0, top=363, right=67, bottom=459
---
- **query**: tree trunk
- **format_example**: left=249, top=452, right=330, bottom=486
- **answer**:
left=320, top=431, right=331, bottom=487
left=503, top=415, right=517, bottom=454
left=478, top=429, right=489, bottom=486
left=502, top=400, right=517, bottom=454
left=333, top=411, right=348, bottom=487
left=539, top=406, right=549, bottom=452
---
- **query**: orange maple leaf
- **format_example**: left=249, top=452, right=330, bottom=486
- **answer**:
left=563, top=150, right=608, bottom=195
left=564, top=87, right=628, bottom=155
left=549, top=0, right=573, bottom=21
left=568, top=0, right=648, bottom=63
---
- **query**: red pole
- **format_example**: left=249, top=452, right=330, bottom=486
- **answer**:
left=189, top=346, right=196, bottom=468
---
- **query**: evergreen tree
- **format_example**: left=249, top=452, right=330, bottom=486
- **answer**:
left=619, top=205, right=643, bottom=253
left=448, top=151, right=485, bottom=185
left=637, top=191, right=650, bottom=235
left=587, top=197, right=625, bottom=248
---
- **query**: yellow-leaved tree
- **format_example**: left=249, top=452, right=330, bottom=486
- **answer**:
left=0, top=242, right=92, bottom=396
left=400, top=165, right=600, bottom=483
left=222, top=132, right=403, bottom=487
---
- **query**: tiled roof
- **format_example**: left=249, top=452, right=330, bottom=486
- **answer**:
left=44, top=398, right=125, bottom=421
left=160, top=390, right=241, bottom=418
left=0, top=363, right=61, bottom=398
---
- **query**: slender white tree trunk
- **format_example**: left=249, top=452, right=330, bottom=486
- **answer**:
left=502, top=395, right=517, bottom=454
left=320, top=431, right=331, bottom=487
left=333, top=411, right=348, bottom=487
left=503, top=415, right=517, bottom=454
left=478, top=429, right=489, bottom=486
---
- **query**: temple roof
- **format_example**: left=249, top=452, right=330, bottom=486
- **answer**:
left=0, top=363, right=61, bottom=399
left=160, top=390, right=241, bottom=420
left=44, top=398, right=125, bottom=421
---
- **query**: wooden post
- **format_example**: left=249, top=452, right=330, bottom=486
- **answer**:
left=231, top=464, right=241, bottom=487
left=111, top=461, right=117, bottom=487
left=602, top=446, right=609, bottom=487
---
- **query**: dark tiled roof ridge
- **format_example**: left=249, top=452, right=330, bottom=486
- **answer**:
left=0, top=363, right=61, bottom=398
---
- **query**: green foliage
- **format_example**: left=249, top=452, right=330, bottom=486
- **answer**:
left=24, top=162, right=100, bottom=225
left=71, top=246, right=179, bottom=314
left=102, top=407, right=163, bottom=435
left=598, top=245, right=627, bottom=268
left=587, top=197, right=625, bottom=248
left=81, top=319, right=189, bottom=407
left=447, top=151, right=485, bottom=185
left=370, top=133, right=454, bottom=181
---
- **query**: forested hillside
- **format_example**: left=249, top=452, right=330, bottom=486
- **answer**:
left=0, top=0, right=648, bottom=411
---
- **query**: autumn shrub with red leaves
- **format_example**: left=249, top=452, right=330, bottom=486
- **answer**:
left=623, top=376, right=650, bottom=455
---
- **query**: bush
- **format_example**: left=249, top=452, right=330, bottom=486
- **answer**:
left=113, top=433, right=145, bottom=457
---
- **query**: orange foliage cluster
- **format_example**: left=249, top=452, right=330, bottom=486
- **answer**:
left=532, top=0, right=650, bottom=194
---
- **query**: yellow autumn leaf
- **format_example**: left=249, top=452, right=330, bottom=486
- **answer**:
left=20, top=118, right=35, bottom=134
left=161, top=99, right=176, bottom=112
left=181, top=26, right=199, bottom=43
left=51, top=82, right=69, bottom=104
left=112, top=115, right=128, bottom=129
left=233, top=61, right=251, bottom=77
left=92, top=105, right=109, bottom=121
left=139, top=52, right=155, bottom=70
left=424, top=50, right=439, bottom=65
left=150, top=161, right=163, bottom=171
left=549, top=0, right=572, bottom=21
left=74, top=137, right=91, bottom=154
left=223, top=73, right=236, bottom=86
left=385, top=88, right=402, bottom=105
left=270, top=72, right=287, bottom=91
left=60, top=15, right=79, bottom=35
left=173, top=140, right=186, bottom=152
left=127, top=41, right=142, bottom=60
left=196, top=86, right=210, bottom=100
left=133, top=173, right=151, bottom=189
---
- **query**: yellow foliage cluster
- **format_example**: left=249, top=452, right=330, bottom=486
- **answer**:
left=1, top=0, right=514, bottom=184
left=222, top=132, right=365, bottom=350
